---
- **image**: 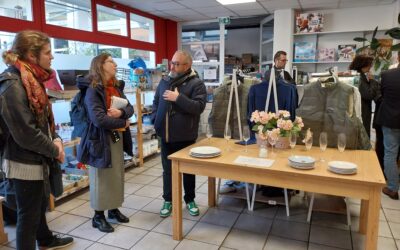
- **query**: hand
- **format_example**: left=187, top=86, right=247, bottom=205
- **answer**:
left=107, top=108, right=122, bottom=118
left=163, top=87, right=179, bottom=102
left=125, top=120, right=130, bottom=128
left=53, top=140, right=65, bottom=163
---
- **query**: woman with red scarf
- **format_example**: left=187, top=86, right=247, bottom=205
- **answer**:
left=0, top=30, right=73, bottom=249
left=78, top=53, right=133, bottom=233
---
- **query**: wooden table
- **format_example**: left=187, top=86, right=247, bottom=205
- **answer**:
left=169, top=138, right=386, bottom=250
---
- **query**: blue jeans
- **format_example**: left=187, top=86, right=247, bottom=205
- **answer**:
left=382, top=126, right=400, bottom=191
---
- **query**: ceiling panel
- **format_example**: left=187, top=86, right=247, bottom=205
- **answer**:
left=259, top=0, right=301, bottom=12
left=112, top=0, right=396, bottom=22
left=152, top=1, right=187, bottom=11
left=224, top=2, right=264, bottom=11
left=177, top=0, right=221, bottom=8
left=233, top=9, right=270, bottom=16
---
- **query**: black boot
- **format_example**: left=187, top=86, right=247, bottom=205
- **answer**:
left=92, top=214, right=114, bottom=233
left=108, top=209, right=129, bottom=223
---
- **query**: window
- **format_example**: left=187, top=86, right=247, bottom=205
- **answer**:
left=96, top=4, right=127, bottom=36
left=45, top=0, right=92, bottom=31
left=51, top=38, right=96, bottom=56
left=0, top=31, right=16, bottom=50
left=130, top=13, right=154, bottom=43
left=0, top=0, right=32, bottom=21
left=182, top=30, right=226, bottom=42
left=129, top=49, right=155, bottom=68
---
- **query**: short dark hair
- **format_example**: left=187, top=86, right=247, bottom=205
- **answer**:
left=349, top=55, right=374, bottom=73
left=274, top=51, right=287, bottom=61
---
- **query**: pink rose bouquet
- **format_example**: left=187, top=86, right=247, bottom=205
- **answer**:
left=250, top=110, right=304, bottom=140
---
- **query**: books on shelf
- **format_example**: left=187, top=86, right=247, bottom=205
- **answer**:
left=318, top=48, right=335, bottom=62
left=338, top=44, right=356, bottom=62
left=296, top=13, right=324, bottom=33
left=294, top=42, right=317, bottom=62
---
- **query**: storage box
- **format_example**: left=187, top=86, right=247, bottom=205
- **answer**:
left=318, top=48, right=335, bottom=62
left=294, top=42, right=317, bottom=62
left=296, top=13, right=324, bottom=33
left=224, top=56, right=237, bottom=65
left=242, top=53, right=253, bottom=64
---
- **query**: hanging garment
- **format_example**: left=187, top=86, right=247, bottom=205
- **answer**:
left=208, top=77, right=256, bottom=139
left=247, top=78, right=298, bottom=140
left=296, top=81, right=371, bottom=150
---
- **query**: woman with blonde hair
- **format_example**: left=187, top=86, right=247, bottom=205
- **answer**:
left=78, top=53, right=134, bottom=233
left=0, top=30, right=73, bottom=249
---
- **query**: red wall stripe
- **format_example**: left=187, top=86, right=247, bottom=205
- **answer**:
left=0, top=0, right=178, bottom=64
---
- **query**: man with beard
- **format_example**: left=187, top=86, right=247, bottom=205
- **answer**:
left=152, top=50, right=207, bottom=217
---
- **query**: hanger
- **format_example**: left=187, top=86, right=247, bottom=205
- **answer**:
left=313, top=67, right=338, bottom=86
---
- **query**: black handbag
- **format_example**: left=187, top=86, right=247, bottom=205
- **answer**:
left=49, top=159, right=63, bottom=197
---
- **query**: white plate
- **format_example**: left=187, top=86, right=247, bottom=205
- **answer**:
left=328, top=161, right=357, bottom=170
left=289, top=162, right=315, bottom=170
left=328, top=167, right=357, bottom=175
left=288, top=155, right=316, bottom=164
left=190, top=152, right=221, bottom=158
left=190, top=146, right=221, bottom=156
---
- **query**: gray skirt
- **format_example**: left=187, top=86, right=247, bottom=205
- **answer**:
left=89, top=131, right=124, bottom=211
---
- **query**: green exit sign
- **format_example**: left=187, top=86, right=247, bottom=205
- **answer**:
left=219, top=17, right=230, bottom=25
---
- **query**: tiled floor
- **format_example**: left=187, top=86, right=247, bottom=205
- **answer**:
left=2, top=155, right=400, bottom=250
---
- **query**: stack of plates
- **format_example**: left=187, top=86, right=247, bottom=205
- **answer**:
left=328, top=161, right=357, bottom=175
left=288, top=155, right=316, bottom=169
left=189, top=146, right=221, bottom=158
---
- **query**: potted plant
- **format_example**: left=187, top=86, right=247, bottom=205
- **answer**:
left=354, top=13, right=400, bottom=72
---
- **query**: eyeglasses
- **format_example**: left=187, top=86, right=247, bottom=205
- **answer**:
left=104, top=59, right=117, bottom=65
left=170, top=61, right=187, bottom=67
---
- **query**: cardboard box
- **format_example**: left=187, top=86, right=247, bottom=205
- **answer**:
left=242, top=54, right=253, bottom=64
left=224, top=56, right=237, bottom=65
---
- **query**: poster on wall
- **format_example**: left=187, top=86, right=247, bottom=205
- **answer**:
left=338, top=44, right=356, bottom=62
left=296, top=13, right=324, bottom=33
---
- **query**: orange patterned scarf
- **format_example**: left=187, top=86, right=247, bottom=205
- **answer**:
left=13, top=59, right=56, bottom=133
left=104, top=80, right=121, bottom=109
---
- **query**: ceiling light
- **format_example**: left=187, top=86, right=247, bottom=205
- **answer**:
left=216, top=0, right=256, bottom=5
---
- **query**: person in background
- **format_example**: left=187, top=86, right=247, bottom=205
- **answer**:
left=388, top=51, right=400, bottom=69
left=78, top=53, right=134, bottom=232
left=349, top=55, right=382, bottom=137
left=375, top=66, right=400, bottom=200
left=349, top=55, right=384, bottom=170
left=0, top=30, right=73, bottom=250
left=264, top=51, right=295, bottom=84
left=70, top=75, right=90, bottom=140
left=152, top=50, right=207, bottom=218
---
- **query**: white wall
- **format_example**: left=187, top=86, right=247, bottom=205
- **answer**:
left=225, top=28, right=260, bottom=57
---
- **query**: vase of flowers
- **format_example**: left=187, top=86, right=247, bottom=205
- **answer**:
left=250, top=110, right=304, bottom=149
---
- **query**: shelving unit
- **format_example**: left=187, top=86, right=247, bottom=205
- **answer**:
left=259, top=15, right=274, bottom=75
left=292, top=29, right=389, bottom=73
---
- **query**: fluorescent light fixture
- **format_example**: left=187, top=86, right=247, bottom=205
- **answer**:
left=216, top=0, right=256, bottom=5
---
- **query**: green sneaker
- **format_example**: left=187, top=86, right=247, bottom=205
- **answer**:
left=186, top=201, right=199, bottom=216
left=160, top=201, right=172, bottom=218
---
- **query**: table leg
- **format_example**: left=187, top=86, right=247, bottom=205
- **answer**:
left=49, top=195, right=55, bottom=211
left=0, top=197, right=8, bottom=244
left=208, top=177, right=216, bottom=207
left=172, top=160, right=183, bottom=240
left=360, top=199, right=368, bottom=234
left=364, top=189, right=381, bottom=250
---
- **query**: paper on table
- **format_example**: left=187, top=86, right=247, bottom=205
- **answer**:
left=233, top=156, right=275, bottom=168
left=111, top=96, right=128, bottom=109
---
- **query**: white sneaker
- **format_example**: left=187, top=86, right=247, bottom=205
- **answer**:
left=219, top=184, right=236, bottom=194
